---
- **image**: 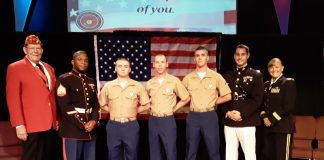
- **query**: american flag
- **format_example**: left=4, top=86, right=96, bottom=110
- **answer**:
left=151, top=36, right=217, bottom=80
left=94, top=34, right=218, bottom=89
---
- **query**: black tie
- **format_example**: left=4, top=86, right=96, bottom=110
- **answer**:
left=36, top=63, right=49, bottom=88
left=36, top=63, right=45, bottom=75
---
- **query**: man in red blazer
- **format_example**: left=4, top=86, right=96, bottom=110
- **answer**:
left=6, top=34, right=59, bottom=160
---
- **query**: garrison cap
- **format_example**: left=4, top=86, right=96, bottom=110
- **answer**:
left=24, top=34, right=42, bottom=47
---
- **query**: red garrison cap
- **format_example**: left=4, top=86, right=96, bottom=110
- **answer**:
left=24, top=34, right=42, bottom=47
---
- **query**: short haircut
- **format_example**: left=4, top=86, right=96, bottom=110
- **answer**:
left=115, top=57, right=130, bottom=65
left=267, top=58, right=283, bottom=68
left=154, top=54, right=167, bottom=62
left=194, top=46, right=209, bottom=55
left=73, top=50, right=88, bottom=59
left=235, top=44, right=250, bottom=55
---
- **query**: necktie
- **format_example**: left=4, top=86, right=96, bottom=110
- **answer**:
left=36, top=63, right=49, bottom=88
left=36, top=63, right=45, bottom=75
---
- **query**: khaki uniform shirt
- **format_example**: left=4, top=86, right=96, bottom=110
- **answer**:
left=146, top=73, right=189, bottom=114
left=182, top=68, right=231, bottom=110
left=99, top=78, right=150, bottom=118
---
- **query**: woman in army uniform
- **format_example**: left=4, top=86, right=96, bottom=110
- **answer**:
left=260, top=58, right=297, bottom=160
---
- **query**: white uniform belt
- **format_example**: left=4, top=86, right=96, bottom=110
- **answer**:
left=66, top=107, right=92, bottom=115
left=75, top=107, right=92, bottom=114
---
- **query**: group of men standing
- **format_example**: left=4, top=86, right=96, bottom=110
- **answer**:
left=6, top=34, right=296, bottom=160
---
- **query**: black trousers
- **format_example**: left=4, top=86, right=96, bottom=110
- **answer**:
left=22, top=128, right=60, bottom=160
left=261, top=129, right=292, bottom=160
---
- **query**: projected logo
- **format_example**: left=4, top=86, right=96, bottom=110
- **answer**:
left=75, top=11, right=103, bottom=31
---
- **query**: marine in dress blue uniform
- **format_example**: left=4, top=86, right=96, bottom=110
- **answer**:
left=56, top=51, right=99, bottom=160
left=222, top=44, right=264, bottom=160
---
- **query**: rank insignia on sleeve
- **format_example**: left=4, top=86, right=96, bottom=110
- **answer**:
left=57, top=84, right=67, bottom=96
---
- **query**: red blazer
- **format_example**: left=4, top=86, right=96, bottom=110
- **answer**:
left=6, top=57, right=57, bottom=133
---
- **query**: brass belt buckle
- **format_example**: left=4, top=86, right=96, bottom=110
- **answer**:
left=120, top=117, right=125, bottom=123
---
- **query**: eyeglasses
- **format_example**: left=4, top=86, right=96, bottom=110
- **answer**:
left=26, top=47, right=42, bottom=51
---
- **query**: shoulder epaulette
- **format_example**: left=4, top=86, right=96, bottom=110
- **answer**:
left=249, top=68, right=262, bottom=75
left=60, top=72, right=73, bottom=78
left=286, top=78, right=295, bottom=81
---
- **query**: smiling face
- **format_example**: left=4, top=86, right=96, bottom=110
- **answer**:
left=153, top=54, right=168, bottom=75
left=268, top=58, right=284, bottom=80
left=234, top=47, right=249, bottom=68
left=23, top=44, right=43, bottom=63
